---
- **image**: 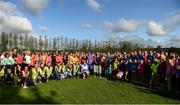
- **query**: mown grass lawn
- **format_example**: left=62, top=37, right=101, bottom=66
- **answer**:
left=0, top=76, right=180, bottom=104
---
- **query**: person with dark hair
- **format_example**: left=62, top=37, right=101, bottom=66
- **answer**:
left=137, top=60, right=145, bottom=82
left=175, top=59, right=180, bottom=93
left=144, top=60, right=152, bottom=86
left=44, top=62, right=53, bottom=82
left=150, top=59, right=160, bottom=88
left=127, top=58, right=137, bottom=82
left=157, top=58, right=167, bottom=89
left=166, top=59, right=175, bottom=91
left=87, top=52, right=93, bottom=74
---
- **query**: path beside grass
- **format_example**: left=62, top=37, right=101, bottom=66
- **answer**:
left=0, top=76, right=180, bottom=104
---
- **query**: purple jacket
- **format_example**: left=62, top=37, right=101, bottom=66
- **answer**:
left=87, top=54, right=93, bottom=64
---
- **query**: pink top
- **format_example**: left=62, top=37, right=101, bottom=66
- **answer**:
left=46, top=56, right=52, bottom=65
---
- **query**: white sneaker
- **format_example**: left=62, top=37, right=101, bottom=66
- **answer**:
left=23, top=86, right=28, bottom=88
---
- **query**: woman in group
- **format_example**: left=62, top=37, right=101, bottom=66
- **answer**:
left=175, top=59, right=180, bottom=93
left=137, top=60, right=145, bottom=82
left=166, top=59, right=175, bottom=91
left=21, top=66, right=29, bottom=88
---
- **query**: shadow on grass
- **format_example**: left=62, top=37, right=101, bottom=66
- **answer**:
left=132, top=82, right=180, bottom=101
left=0, top=80, right=58, bottom=104
left=106, top=76, right=180, bottom=102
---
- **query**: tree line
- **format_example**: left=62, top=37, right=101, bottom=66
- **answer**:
left=0, top=32, right=179, bottom=54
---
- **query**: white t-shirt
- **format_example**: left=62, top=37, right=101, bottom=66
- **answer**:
left=24, top=55, right=31, bottom=64
left=81, top=64, right=88, bottom=71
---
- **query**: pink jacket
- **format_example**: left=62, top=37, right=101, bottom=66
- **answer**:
left=46, top=56, right=52, bottom=65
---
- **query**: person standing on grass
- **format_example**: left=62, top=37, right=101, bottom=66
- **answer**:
left=105, top=64, right=113, bottom=77
left=17, top=53, right=23, bottom=76
left=21, top=66, right=29, bottom=88
left=93, top=53, right=102, bottom=78
left=148, top=51, right=155, bottom=63
left=87, top=52, right=93, bottom=74
left=112, top=57, right=120, bottom=79
left=175, top=59, right=180, bottom=93
left=150, top=59, right=160, bottom=88
left=23, top=50, right=31, bottom=66
left=157, top=58, right=167, bottom=89
left=166, top=59, right=175, bottom=92
left=127, top=58, right=137, bottom=82
left=144, top=60, right=152, bottom=87
left=137, top=51, right=144, bottom=64
left=137, top=60, right=144, bottom=82
left=11, top=49, right=17, bottom=75
left=51, top=52, right=57, bottom=72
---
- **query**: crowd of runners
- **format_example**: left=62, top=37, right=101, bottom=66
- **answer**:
left=0, top=49, right=179, bottom=93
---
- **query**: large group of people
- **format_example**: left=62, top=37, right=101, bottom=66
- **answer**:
left=0, top=49, right=179, bottom=93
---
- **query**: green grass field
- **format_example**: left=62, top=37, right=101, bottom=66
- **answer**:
left=0, top=76, right=180, bottom=104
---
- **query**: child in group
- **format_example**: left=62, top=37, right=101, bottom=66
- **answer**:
left=61, top=62, right=68, bottom=79
left=116, top=71, right=124, bottom=80
left=44, top=63, right=53, bottom=82
left=54, top=62, right=62, bottom=80
left=67, top=64, right=73, bottom=78
left=150, top=59, right=160, bottom=88
left=38, top=63, right=47, bottom=83
left=21, top=66, right=29, bottom=88
left=72, top=61, right=80, bottom=76
left=80, top=61, right=89, bottom=79
left=111, top=58, right=120, bottom=79
left=105, top=64, right=113, bottom=77
left=30, top=63, right=39, bottom=85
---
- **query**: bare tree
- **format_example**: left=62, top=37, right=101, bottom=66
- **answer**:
left=1, top=32, right=9, bottom=51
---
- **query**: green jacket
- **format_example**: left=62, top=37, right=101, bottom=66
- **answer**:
left=1, top=57, right=14, bottom=65
left=151, top=62, right=160, bottom=75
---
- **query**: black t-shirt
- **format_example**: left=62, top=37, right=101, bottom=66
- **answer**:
left=51, top=55, right=56, bottom=66
left=12, top=53, right=17, bottom=59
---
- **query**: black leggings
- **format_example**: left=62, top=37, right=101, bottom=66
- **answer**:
left=176, top=75, right=180, bottom=91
